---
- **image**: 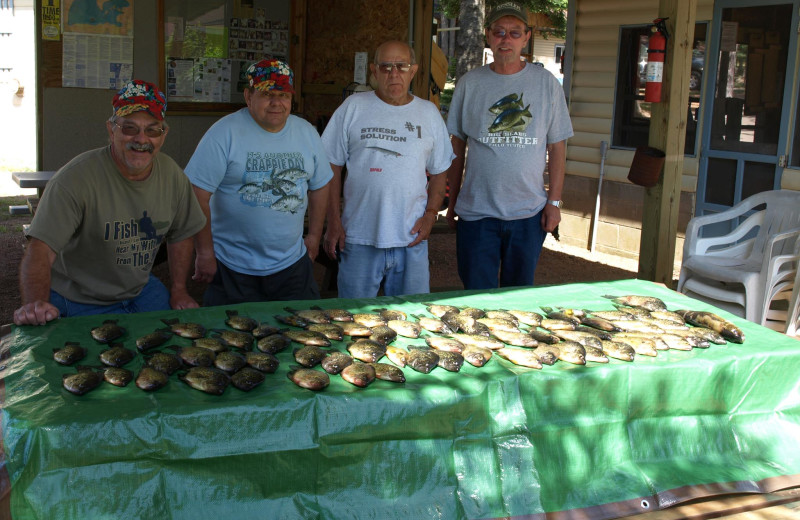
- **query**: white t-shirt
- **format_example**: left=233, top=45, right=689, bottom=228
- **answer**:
left=322, top=91, right=454, bottom=248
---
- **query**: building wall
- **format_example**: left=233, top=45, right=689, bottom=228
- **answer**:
left=562, top=0, right=714, bottom=260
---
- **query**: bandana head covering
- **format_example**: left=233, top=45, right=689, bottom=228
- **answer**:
left=112, top=80, right=168, bottom=121
left=246, top=58, right=295, bottom=93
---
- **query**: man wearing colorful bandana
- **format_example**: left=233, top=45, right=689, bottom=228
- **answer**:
left=13, top=80, right=207, bottom=326
left=445, top=2, right=573, bottom=290
left=321, top=40, right=454, bottom=298
left=185, top=58, right=332, bottom=304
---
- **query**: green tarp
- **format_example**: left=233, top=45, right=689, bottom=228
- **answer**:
left=2, top=279, right=799, bottom=519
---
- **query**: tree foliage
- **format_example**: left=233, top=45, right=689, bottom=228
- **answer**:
left=441, top=0, right=568, bottom=38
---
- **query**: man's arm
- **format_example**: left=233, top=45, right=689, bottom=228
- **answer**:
left=304, top=180, right=330, bottom=263
left=541, top=139, right=567, bottom=233
left=445, top=136, right=466, bottom=229
left=166, top=237, right=199, bottom=310
left=191, top=186, right=217, bottom=284
left=408, top=172, right=448, bottom=247
left=323, top=164, right=346, bottom=260
left=14, top=238, right=59, bottom=325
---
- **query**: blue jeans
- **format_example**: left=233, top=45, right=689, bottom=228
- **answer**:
left=50, top=274, right=171, bottom=318
left=337, top=242, right=430, bottom=299
left=456, top=213, right=546, bottom=290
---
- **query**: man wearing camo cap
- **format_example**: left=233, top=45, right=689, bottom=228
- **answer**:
left=14, top=79, right=206, bottom=325
left=185, top=58, right=332, bottom=305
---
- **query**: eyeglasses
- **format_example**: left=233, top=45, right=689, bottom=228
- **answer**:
left=491, top=29, right=526, bottom=39
left=376, top=62, right=413, bottom=73
left=113, top=121, right=165, bottom=138
left=264, top=90, right=292, bottom=100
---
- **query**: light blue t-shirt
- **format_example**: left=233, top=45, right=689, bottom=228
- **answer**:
left=185, top=109, right=332, bottom=276
left=447, top=63, right=573, bottom=221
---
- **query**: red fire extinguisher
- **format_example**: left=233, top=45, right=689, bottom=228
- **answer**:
left=644, top=18, right=669, bottom=103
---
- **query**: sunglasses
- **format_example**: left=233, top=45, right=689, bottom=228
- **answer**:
left=113, top=121, right=165, bottom=138
left=491, top=29, right=526, bottom=39
left=376, top=62, right=413, bottom=73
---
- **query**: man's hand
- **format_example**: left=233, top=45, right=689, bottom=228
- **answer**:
left=446, top=207, right=458, bottom=230
left=323, top=220, right=346, bottom=260
left=192, top=252, right=217, bottom=284
left=13, top=301, right=59, bottom=326
left=170, top=288, right=200, bottom=310
left=541, top=204, right=561, bottom=233
left=304, top=233, right=321, bottom=262
left=408, top=211, right=437, bottom=247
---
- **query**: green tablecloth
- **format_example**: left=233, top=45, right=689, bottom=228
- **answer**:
left=2, top=279, right=799, bottom=519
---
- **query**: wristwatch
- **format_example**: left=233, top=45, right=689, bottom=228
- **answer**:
left=546, top=199, right=563, bottom=209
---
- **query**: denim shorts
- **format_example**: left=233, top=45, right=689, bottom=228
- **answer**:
left=337, top=242, right=430, bottom=299
left=456, top=213, right=546, bottom=290
left=49, top=274, right=171, bottom=318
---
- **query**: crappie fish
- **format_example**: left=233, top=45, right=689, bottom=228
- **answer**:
left=53, top=341, right=87, bottom=366
left=225, top=310, right=259, bottom=331
left=306, top=323, right=344, bottom=341
left=385, top=345, right=408, bottom=367
left=423, top=303, right=460, bottom=318
left=273, top=314, right=309, bottom=328
left=462, top=345, right=493, bottom=367
left=528, top=329, right=561, bottom=344
left=600, top=340, right=635, bottom=362
left=437, top=351, right=465, bottom=372
left=353, top=313, right=386, bottom=328
left=675, top=310, right=745, bottom=343
left=346, top=339, right=386, bottom=363
left=245, top=351, right=280, bottom=373
left=424, top=335, right=464, bottom=353
left=611, top=320, right=665, bottom=334
left=321, top=350, right=354, bottom=374
left=579, top=316, right=620, bottom=333
left=406, top=347, right=439, bottom=374
left=387, top=319, right=422, bottom=339
left=638, top=317, right=689, bottom=331
left=99, top=344, right=136, bottom=367
left=458, top=307, right=486, bottom=319
left=285, top=307, right=330, bottom=324
left=193, top=337, right=229, bottom=354
left=552, top=330, right=602, bottom=349
left=612, top=304, right=651, bottom=318
left=91, top=319, right=126, bottom=343
left=614, top=337, right=657, bottom=357
left=144, top=351, right=182, bottom=375
left=179, top=367, right=230, bottom=395
left=271, top=195, right=303, bottom=213
left=287, top=366, right=330, bottom=390
left=170, top=345, right=215, bottom=367
left=574, top=325, right=614, bottom=340
left=294, top=345, right=328, bottom=367
left=586, top=309, right=636, bottom=321
left=457, top=317, right=491, bottom=336
left=369, top=325, right=398, bottom=345
left=484, top=310, right=520, bottom=325
left=285, top=329, right=331, bottom=347
left=373, top=308, right=407, bottom=321
left=135, top=328, right=173, bottom=352
left=583, top=344, right=609, bottom=363
left=413, top=314, right=454, bottom=334
left=341, top=362, right=376, bottom=387
left=541, top=307, right=581, bottom=325
left=256, top=333, right=291, bottom=354
left=213, top=329, right=254, bottom=350
left=370, top=363, right=406, bottom=383
left=252, top=324, right=281, bottom=340
left=490, top=329, right=539, bottom=348
left=102, top=367, right=133, bottom=387
left=506, top=309, right=543, bottom=327
left=649, top=310, right=687, bottom=324
left=136, top=367, right=169, bottom=391
left=604, top=294, right=667, bottom=312
left=339, top=322, right=374, bottom=337
left=214, top=350, right=247, bottom=374
left=317, top=307, right=354, bottom=322
left=533, top=346, right=559, bottom=365
left=553, top=340, right=587, bottom=365
left=653, top=333, right=695, bottom=351
left=161, top=318, right=206, bottom=340
left=496, top=347, right=542, bottom=369
left=477, top=317, right=520, bottom=333
left=448, top=333, right=505, bottom=350
left=541, top=318, right=577, bottom=331
left=63, top=366, right=104, bottom=395
left=231, top=367, right=266, bottom=391
left=670, top=327, right=720, bottom=345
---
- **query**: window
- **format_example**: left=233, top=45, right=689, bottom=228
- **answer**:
left=611, top=23, right=707, bottom=155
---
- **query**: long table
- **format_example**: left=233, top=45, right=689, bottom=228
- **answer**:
left=2, top=279, right=799, bottom=519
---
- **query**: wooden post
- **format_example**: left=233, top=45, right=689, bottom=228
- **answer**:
left=290, top=0, right=307, bottom=114
left=412, top=0, right=434, bottom=100
left=637, top=0, right=697, bottom=286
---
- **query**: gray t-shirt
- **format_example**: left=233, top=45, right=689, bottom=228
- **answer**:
left=447, top=63, right=573, bottom=221
left=28, top=147, right=206, bottom=304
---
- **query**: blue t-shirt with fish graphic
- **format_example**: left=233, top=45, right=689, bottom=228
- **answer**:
left=185, top=109, right=332, bottom=276
left=446, top=62, right=573, bottom=221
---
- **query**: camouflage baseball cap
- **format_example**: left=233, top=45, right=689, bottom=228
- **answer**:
left=246, top=58, right=295, bottom=93
left=112, top=79, right=168, bottom=121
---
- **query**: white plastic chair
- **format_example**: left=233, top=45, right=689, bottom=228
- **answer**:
left=677, top=190, right=800, bottom=326
left=783, top=267, right=800, bottom=337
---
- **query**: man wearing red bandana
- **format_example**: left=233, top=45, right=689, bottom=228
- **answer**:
left=13, top=80, right=206, bottom=326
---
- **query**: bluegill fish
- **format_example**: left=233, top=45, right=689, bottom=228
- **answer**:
left=553, top=340, right=587, bottom=365
left=193, top=337, right=229, bottom=354
left=285, top=307, right=330, bottom=324
left=136, top=367, right=169, bottom=391
left=63, top=366, right=104, bottom=395
left=353, top=313, right=386, bottom=328
left=214, top=350, right=247, bottom=374
left=287, top=366, right=330, bottom=391
left=103, top=367, right=134, bottom=387
left=614, top=333, right=667, bottom=353
left=424, top=335, right=464, bottom=353
left=505, top=309, right=543, bottom=327
left=274, top=314, right=309, bottom=328
left=385, top=345, right=409, bottom=367
left=369, top=325, right=398, bottom=345
left=294, top=345, right=328, bottom=367
left=413, top=314, right=454, bottom=334
left=99, top=344, right=136, bottom=367
left=339, top=322, right=374, bottom=337
left=179, top=367, right=230, bottom=395
left=170, top=345, right=215, bottom=368
left=136, top=328, right=173, bottom=352
left=91, top=319, right=126, bottom=343
left=245, top=351, right=280, bottom=373
left=212, top=329, right=254, bottom=350
left=231, top=367, right=266, bottom=391
left=370, top=363, right=406, bottom=383
left=462, top=345, right=492, bottom=367
left=252, top=324, right=281, bottom=340
left=406, top=347, right=439, bottom=374
left=144, top=351, right=182, bottom=375
left=437, top=351, right=465, bottom=372
left=458, top=307, right=486, bottom=319
left=477, top=317, right=520, bottom=333
left=321, top=350, right=353, bottom=374
left=284, top=329, right=331, bottom=347
left=483, top=310, right=519, bottom=326
left=586, top=310, right=636, bottom=321
left=53, top=341, right=87, bottom=366
left=225, top=310, right=259, bottom=331
left=316, top=307, right=354, bottom=322
left=387, top=319, right=422, bottom=339
left=341, top=362, right=376, bottom=387
left=423, top=303, right=460, bottom=318
left=306, top=323, right=344, bottom=341
left=373, top=308, right=407, bottom=321
left=256, top=333, right=291, bottom=354
left=347, top=339, right=386, bottom=363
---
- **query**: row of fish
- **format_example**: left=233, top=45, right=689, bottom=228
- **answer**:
left=57, top=295, right=746, bottom=395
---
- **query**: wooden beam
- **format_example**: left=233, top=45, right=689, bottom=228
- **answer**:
left=290, top=0, right=308, bottom=114
left=412, top=0, right=434, bottom=100
left=637, top=0, right=697, bottom=286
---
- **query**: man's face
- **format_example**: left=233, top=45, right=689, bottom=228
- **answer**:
left=486, top=16, right=530, bottom=64
left=106, top=111, right=167, bottom=179
left=370, top=42, right=418, bottom=105
left=245, top=88, right=292, bottom=132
